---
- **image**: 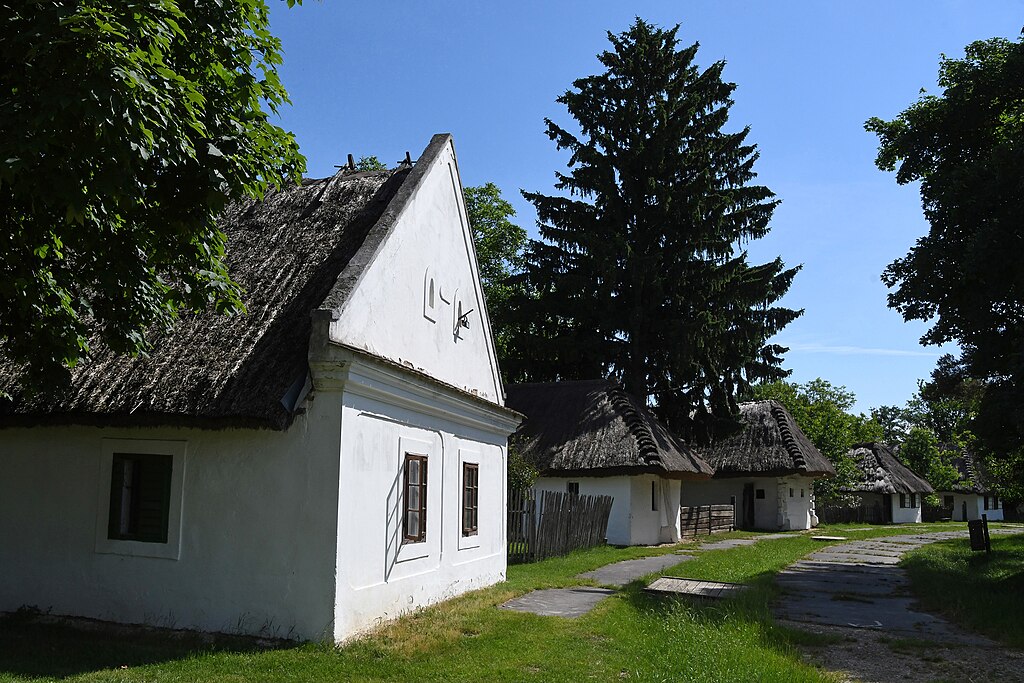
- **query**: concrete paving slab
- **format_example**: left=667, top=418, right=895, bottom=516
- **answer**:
left=499, top=587, right=615, bottom=618
left=578, top=553, right=691, bottom=587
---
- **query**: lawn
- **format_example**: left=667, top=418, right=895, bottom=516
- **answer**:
left=0, top=523, right=992, bottom=682
left=902, top=531, right=1024, bottom=649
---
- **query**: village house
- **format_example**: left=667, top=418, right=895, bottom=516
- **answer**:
left=0, top=135, right=521, bottom=642
left=505, top=380, right=713, bottom=545
left=689, top=400, right=835, bottom=531
left=843, top=442, right=933, bottom=523
left=936, top=449, right=1004, bottom=522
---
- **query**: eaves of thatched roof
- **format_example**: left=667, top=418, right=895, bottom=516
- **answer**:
left=505, top=380, right=713, bottom=480
left=698, top=400, right=836, bottom=478
left=843, top=442, right=933, bottom=495
left=0, top=136, right=458, bottom=431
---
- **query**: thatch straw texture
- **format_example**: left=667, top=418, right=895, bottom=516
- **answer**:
left=845, top=442, right=933, bottom=495
left=0, top=168, right=409, bottom=430
left=698, top=400, right=835, bottom=478
left=505, top=380, right=713, bottom=479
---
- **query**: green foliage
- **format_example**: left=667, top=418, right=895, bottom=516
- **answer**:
left=0, top=0, right=305, bottom=384
left=507, top=19, right=800, bottom=441
left=463, top=183, right=528, bottom=362
left=355, top=155, right=387, bottom=171
left=749, top=379, right=883, bottom=501
left=866, top=36, right=1024, bottom=471
left=507, top=441, right=538, bottom=492
left=903, top=535, right=1024, bottom=648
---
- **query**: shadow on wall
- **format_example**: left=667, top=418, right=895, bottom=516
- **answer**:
left=0, top=610, right=297, bottom=680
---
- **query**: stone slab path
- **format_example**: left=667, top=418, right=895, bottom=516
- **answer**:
left=500, top=531, right=798, bottom=617
left=776, top=529, right=1023, bottom=643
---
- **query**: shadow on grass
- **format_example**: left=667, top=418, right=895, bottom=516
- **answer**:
left=0, top=610, right=297, bottom=679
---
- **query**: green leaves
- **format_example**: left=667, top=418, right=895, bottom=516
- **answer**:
left=1, top=0, right=305, bottom=385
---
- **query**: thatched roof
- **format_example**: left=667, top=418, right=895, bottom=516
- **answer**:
left=938, top=447, right=992, bottom=494
left=505, top=380, right=713, bottom=480
left=0, top=153, right=420, bottom=430
left=844, top=442, right=933, bottom=495
left=698, top=400, right=835, bottom=478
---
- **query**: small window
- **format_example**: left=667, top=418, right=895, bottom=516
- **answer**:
left=755, top=489, right=765, bottom=500
left=107, top=453, right=173, bottom=543
left=462, top=463, right=479, bottom=536
left=652, top=481, right=659, bottom=511
left=403, top=454, right=428, bottom=543
left=567, top=482, right=579, bottom=496
left=899, top=493, right=907, bottom=508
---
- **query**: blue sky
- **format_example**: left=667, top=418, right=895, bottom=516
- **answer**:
left=268, top=1, right=1022, bottom=413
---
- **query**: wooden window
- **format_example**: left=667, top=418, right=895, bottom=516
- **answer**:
left=899, top=493, right=907, bottom=508
left=755, top=489, right=765, bottom=499
left=651, top=481, right=658, bottom=511
left=462, top=462, right=479, bottom=536
left=567, top=482, right=579, bottom=496
left=403, top=454, right=428, bottom=543
left=107, top=453, right=173, bottom=543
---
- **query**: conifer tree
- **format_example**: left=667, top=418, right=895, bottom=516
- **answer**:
left=507, top=19, right=800, bottom=441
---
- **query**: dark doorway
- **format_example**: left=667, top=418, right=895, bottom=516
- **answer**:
left=882, top=494, right=894, bottom=524
left=742, top=483, right=755, bottom=530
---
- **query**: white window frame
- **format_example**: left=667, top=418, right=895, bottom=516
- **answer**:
left=94, top=439, right=186, bottom=560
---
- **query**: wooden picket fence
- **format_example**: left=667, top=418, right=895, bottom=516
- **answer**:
left=679, top=504, right=734, bottom=538
left=507, top=488, right=614, bottom=564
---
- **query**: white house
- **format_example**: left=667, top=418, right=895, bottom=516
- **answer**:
left=843, top=442, right=934, bottom=524
left=689, top=401, right=835, bottom=531
left=0, top=134, right=521, bottom=642
left=937, top=450, right=1004, bottom=522
left=505, top=380, right=713, bottom=546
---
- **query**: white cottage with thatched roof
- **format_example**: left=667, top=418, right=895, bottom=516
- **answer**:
left=689, top=401, right=835, bottom=531
left=505, top=380, right=714, bottom=546
left=843, top=442, right=933, bottom=524
left=937, top=449, right=1004, bottom=522
left=0, top=135, right=521, bottom=642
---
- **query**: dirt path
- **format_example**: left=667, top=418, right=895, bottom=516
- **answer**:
left=775, top=529, right=1024, bottom=683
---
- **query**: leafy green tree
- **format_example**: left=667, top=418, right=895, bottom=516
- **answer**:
left=463, top=183, right=528, bottom=362
left=749, top=379, right=884, bottom=501
left=1, top=0, right=305, bottom=385
left=508, top=19, right=800, bottom=441
left=866, top=36, right=1024, bottom=467
left=355, top=156, right=387, bottom=171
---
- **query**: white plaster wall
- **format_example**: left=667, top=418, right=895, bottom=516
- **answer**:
left=944, top=493, right=1003, bottom=521
left=330, top=140, right=502, bottom=404
left=333, top=389, right=507, bottom=641
left=779, top=476, right=816, bottom=530
left=534, top=476, right=633, bottom=545
left=0, top=400, right=343, bottom=641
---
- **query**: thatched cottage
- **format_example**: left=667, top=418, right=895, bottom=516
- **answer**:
left=0, top=135, right=521, bottom=642
left=505, top=380, right=713, bottom=545
left=843, top=442, right=933, bottom=524
left=689, top=400, right=835, bottom=531
left=937, top=449, right=1004, bottom=522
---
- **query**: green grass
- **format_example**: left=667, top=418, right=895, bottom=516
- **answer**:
left=902, top=532, right=1024, bottom=649
left=0, top=524, right=998, bottom=682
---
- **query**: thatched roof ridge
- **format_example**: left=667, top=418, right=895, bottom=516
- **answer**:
left=844, top=442, right=933, bottom=495
left=938, top=447, right=992, bottom=494
left=0, top=162, right=416, bottom=430
left=698, top=400, right=835, bottom=478
left=505, top=380, right=713, bottom=479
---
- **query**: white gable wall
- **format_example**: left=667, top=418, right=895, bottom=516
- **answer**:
left=0, top=400, right=343, bottom=640
left=330, top=139, right=503, bottom=404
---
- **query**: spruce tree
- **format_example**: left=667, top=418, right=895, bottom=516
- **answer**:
left=508, top=19, right=800, bottom=441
